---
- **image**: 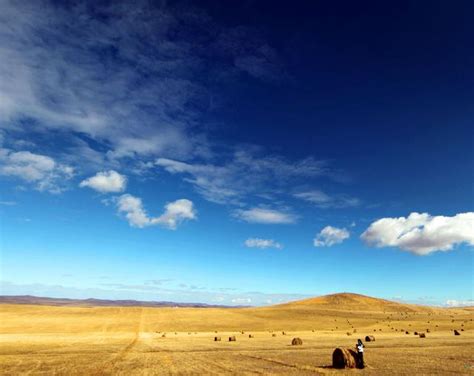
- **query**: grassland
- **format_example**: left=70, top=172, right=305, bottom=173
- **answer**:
left=1, top=293, right=473, bottom=375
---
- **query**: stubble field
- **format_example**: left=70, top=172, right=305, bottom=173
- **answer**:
left=1, top=293, right=473, bottom=375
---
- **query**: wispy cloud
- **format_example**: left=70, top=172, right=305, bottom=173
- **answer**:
left=244, top=238, right=283, bottom=249
left=294, top=190, right=360, bottom=208
left=0, top=201, right=17, bottom=206
left=445, top=299, right=474, bottom=307
left=115, top=194, right=196, bottom=229
left=0, top=0, right=285, bottom=165
left=361, top=212, right=474, bottom=255
left=156, top=150, right=330, bottom=205
left=314, top=226, right=350, bottom=247
left=0, top=148, right=73, bottom=193
left=234, top=207, right=297, bottom=224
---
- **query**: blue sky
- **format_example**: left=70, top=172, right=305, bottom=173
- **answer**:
left=0, top=0, right=473, bottom=306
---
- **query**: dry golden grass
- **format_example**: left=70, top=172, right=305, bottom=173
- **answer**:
left=1, top=293, right=473, bottom=375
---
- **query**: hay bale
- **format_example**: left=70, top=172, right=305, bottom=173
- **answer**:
left=161, top=334, right=166, bottom=338
left=291, top=337, right=303, bottom=346
left=346, top=332, right=352, bottom=336
left=365, top=335, right=375, bottom=342
left=272, top=333, right=277, bottom=337
left=414, top=331, right=418, bottom=335
left=426, top=329, right=430, bottom=333
left=214, top=336, right=221, bottom=341
left=282, top=331, right=286, bottom=335
left=332, top=347, right=357, bottom=369
left=248, top=334, right=254, bottom=338
left=454, top=330, right=460, bottom=336
left=406, top=331, right=410, bottom=334
left=419, top=333, right=426, bottom=338
left=228, top=336, right=236, bottom=341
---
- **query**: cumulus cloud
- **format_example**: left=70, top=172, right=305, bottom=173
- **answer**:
left=294, top=190, right=360, bottom=208
left=234, top=207, right=297, bottom=224
left=244, top=238, right=283, bottom=249
left=314, top=226, right=350, bottom=247
left=361, top=212, right=474, bottom=255
left=0, top=148, right=73, bottom=193
left=80, top=170, right=127, bottom=193
left=116, top=194, right=196, bottom=229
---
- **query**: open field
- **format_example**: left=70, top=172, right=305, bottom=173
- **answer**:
left=1, top=293, right=473, bottom=375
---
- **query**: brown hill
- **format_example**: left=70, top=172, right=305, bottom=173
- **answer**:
left=275, top=292, right=430, bottom=312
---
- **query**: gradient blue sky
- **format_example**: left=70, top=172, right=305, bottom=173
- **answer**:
left=1, top=0, right=473, bottom=306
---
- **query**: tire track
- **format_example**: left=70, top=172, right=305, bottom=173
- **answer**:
left=89, top=308, right=144, bottom=375
left=113, top=308, right=144, bottom=362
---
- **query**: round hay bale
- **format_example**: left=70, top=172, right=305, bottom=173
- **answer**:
left=228, top=336, right=236, bottom=342
left=414, top=331, right=418, bottom=335
left=332, top=347, right=357, bottom=369
left=272, top=333, right=277, bottom=337
left=282, top=331, right=286, bottom=335
left=346, top=332, right=352, bottom=336
left=214, top=336, right=221, bottom=341
left=454, top=330, right=460, bottom=336
left=161, top=334, right=166, bottom=338
left=365, top=335, right=375, bottom=342
left=291, top=337, right=303, bottom=346
left=406, top=331, right=410, bottom=334
left=419, top=333, right=426, bottom=338
left=248, top=334, right=254, bottom=338
left=426, top=329, right=430, bottom=333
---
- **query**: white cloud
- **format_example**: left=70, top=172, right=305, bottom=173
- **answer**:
left=80, top=170, right=127, bottom=193
left=314, top=226, right=350, bottom=247
left=445, top=299, right=474, bottom=307
left=0, top=201, right=16, bottom=206
left=244, top=238, right=283, bottom=249
left=0, top=148, right=73, bottom=193
left=116, top=194, right=196, bottom=229
left=234, top=207, right=297, bottom=224
left=156, top=151, right=329, bottom=205
left=0, top=1, right=286, bottom=163
left=360, top=212, right=474, bottom=255
left=231, top=297, right=252, bottom=304
left=294, top=190, right=360, bottom=208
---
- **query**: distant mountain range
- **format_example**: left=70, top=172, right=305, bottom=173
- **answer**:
left=0, top=295, right=247, bottom=308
